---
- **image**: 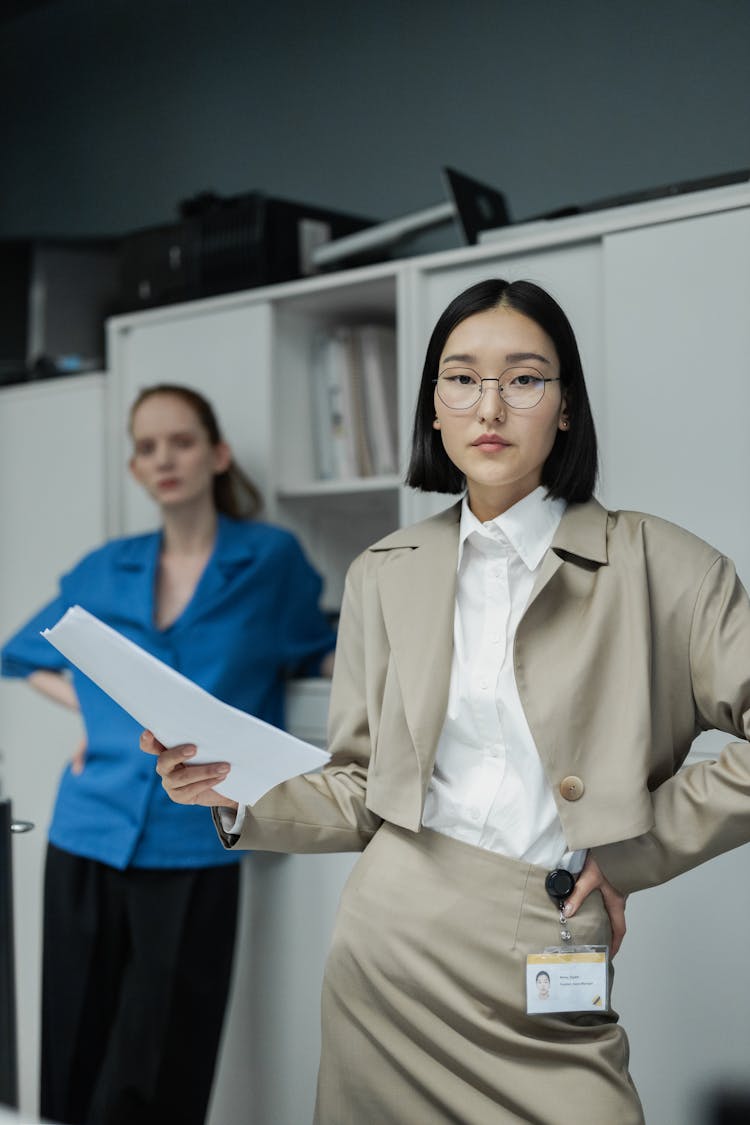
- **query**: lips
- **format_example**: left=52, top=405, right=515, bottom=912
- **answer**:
left=472, top=434, right=510, bottom=448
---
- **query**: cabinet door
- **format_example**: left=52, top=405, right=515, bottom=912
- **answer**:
left=0, top=375, right=105, bottom=1119
left=107, top=302, right=272, bottom=534
left=601, top=208, right=750, bottom=1125
left=601, top=208, right=750, bottom=577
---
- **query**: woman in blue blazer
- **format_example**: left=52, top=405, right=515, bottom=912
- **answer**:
left=1, top=384, right=335, bottom=1125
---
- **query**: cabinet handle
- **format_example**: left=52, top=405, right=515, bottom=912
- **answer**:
left=10, top=820, right=34, bottom=834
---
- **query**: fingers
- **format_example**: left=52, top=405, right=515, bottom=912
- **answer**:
left=600, top=883, right=627, bottom=957
left=152, top=741, right=234, bottom=808
left=152, top=742, right=197, bottom=775
left=139, top=730, right=166, bottom=756
left=164, top=769, right=231, bottom=806
left=140, top=732, right=237, bottom=809
left=562, top=854, right=628, bottom=958
left=562, top=863, right=598, bottom=919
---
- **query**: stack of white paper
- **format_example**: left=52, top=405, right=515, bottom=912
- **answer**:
left=43, top=605, right=330, bottom=807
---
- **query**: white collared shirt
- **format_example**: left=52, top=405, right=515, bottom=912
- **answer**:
left=421, top=486, right=585, bottom=872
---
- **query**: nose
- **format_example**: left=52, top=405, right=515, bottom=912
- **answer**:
left=155, top=440, right=174, bottom=468
left=476, top=379, right=506, bottom=422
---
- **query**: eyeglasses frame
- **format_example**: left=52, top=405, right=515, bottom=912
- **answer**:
left=433, top=367, right=562, bottom=411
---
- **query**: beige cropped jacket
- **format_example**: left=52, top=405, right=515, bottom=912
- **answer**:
left=219, top=499, right=750, bottom=897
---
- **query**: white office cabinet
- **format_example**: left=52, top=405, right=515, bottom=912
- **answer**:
left=107, top=275, right=399, bottom=1125
left=265, top=265, right=402, bottom=610
left=0, top=375, right=106, bottom=1119
left=596, top=208, right=750, bottom=1125
left=601, top=207, right=750, bottom=576
left=107, top=267, right=404, bottom=611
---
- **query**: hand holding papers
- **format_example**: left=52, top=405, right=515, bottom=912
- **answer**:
left=43, top=606, right=330, bottom=807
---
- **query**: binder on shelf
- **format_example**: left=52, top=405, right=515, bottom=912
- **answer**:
left=345, top=328, right=375, bottom=479
left=310, top=333, right=336, bottom=481
left=325, top=329, right=359, bottom=480
left=359, top=325, right=398, bottom=476
left=310, top=324, right=398, bottom=482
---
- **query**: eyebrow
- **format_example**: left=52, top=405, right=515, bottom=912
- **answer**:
left=133, top=429, right=197, bottom=443
left=440, top=351, right=551, bottom=366
left=441, top=353, right=477, bottom=365
left=505, top=351, right=551, bottom=365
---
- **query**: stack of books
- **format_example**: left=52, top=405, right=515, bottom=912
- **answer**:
left=311, top=324, right=398, bottom=481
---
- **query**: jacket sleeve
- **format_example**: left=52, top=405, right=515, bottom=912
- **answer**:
left=216, top=551, right=382, bottom=854
left=594, top=555, right=750, bottom=894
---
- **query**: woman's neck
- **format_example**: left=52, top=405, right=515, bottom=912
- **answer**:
left=160, top=502, right=219, bottom=556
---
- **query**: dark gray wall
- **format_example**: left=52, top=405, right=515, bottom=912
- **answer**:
left=1, top=0, right=748, bottom=240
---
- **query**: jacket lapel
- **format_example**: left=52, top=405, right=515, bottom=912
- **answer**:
left=524, top=497, right=609, bottom=614
left=112, top=532, right=161, bottom=630
left=375, top=503, right=461, bottom=775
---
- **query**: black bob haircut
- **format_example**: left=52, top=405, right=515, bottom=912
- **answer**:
left=406, top=279, right=598, bottom=502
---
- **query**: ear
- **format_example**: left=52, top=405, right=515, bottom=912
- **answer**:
left=558, top=396, right=570, bottom=431
left=128, top=455, right=143, bottom=484
left=213, top=441, right=233, bottom=474
left=433, top=417, right=442, bottom=430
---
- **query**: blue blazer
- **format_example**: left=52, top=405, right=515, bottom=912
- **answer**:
left=1, top=516, right=335, bottom=870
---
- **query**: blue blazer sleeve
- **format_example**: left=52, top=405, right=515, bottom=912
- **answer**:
left=1, top=591, right=70, bottom=679
left=279, top=536, right=336, bottom=676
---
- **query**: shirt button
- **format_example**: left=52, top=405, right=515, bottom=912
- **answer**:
left=559, top=775, right=585, bottom=801
left=479, top=681, right=488, bottom=690
left=470, top=807, right=481, bottom=820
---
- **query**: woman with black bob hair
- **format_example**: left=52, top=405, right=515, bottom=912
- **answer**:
left=407, top=277, right=598, bottom=501
left=145, top=279, right=750, bottom=1125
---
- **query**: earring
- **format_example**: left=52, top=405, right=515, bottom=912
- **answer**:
left=560, top=419, right=569, bottom=430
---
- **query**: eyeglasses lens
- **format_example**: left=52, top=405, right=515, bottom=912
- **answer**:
left=436, top=367, right=546, bottom=410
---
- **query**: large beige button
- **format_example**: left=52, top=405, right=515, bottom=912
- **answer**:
left=559, top=775, right=585, bottom=801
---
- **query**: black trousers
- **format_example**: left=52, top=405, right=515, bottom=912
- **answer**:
left=40, top=844, right=240, bottom=1125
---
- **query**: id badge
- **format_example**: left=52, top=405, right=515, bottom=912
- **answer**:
left=526, top=946, right=609, bottom=1014
left=526, top=868, right=609, bottom=1015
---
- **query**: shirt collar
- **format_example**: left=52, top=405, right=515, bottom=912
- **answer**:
left=458, top=487, right=567, bottom=572
left=113, top=514, right=257, bottom=571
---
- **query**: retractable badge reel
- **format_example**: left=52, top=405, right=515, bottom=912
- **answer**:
left=545, top=868, right=577, bottom=942
left=525, top=869, right=610, bottom=1016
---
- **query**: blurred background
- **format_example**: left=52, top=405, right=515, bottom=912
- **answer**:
left=1, top=0, right=748, bottom=243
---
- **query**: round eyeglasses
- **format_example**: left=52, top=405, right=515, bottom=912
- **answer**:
left=434, top=366, right=561, bottom=411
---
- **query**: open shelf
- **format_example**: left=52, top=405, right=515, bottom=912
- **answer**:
left=277, top=474, right=401, bottom=500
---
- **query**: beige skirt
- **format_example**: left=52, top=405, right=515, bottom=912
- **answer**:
left=314, top=823, right=644, bottom=1125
